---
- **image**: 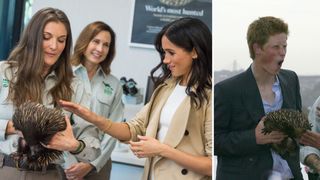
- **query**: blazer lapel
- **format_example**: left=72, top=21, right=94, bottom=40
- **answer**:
left=242, top=67, right=265, bottom=122
left=278, top=73, right=292, bottom=109
left=145, top=81, right=176, bottom=138
left=153, top=96, right=191, bottom=166
left=162, top=96, right=190, bottom=147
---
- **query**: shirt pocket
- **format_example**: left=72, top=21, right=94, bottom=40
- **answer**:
left=96, top=93, right=113, bottom=117
left=96, top=81, right=117, bottom=117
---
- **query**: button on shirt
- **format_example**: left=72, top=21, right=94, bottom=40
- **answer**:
left=262, top=76, right=293, bottom=179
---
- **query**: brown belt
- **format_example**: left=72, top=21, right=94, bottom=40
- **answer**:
left=1, top=154, right=57, bottom=172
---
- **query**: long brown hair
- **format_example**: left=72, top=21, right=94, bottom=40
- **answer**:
left=71, top=21, right=116, bottom=75
left=6, top=7, right=74, bottom=106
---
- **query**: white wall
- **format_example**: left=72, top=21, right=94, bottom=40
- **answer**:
left=32, top=0, right=159, bottom=94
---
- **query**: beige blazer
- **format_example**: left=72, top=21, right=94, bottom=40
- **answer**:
left=126, top=78, right=212, bottom=180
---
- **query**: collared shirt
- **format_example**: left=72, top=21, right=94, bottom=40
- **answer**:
left=262, top=76, right=294, bottom=179
left=0, top=61, right=100, bottom=163
left=72, top=64, right=124, bottom=172
left=300, top=96, right=320, bottom=173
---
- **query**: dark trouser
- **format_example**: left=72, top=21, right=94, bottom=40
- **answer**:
left=0, top=153, right=59, bottom=180
left=58, top=158, right=112, bottom=180
left=308, top=172, right=320, bottom=180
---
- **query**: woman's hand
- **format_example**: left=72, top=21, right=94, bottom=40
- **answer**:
left=59, top=99, right=115, bottom=134
left=300, top=130, right=320, bottom=149
left=6, top=120, right=17, bottom=135
left=129, top=135, right=168, bottom=158
left=65, top=162, right=93, bottom=180
left=59, top=100, right=93, bottom=123
left=130, top=136, right=212, bottom=176
left=43, top=116, right=79, bottom=152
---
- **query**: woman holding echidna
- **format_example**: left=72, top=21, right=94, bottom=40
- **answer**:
left=0, top=7, right=100, bottom=180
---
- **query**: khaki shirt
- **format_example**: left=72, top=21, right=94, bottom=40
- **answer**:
left=71, top=64, right=124, bottom=171
left=0, top=61, right=100, bottom=164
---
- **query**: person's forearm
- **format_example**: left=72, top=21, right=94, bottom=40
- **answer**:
left=160, top=144, right=212, bottom=176
left=92, top=114, right=131, bottom=141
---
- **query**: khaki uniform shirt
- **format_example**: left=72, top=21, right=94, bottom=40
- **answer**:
left=0, top=61, right=100, bottom=164
left=70, top=64, right=124, bottom=171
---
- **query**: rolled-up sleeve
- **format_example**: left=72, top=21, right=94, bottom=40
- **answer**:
left=125, top=103, right=150, bottom=142
left=73, top=121, right=101, bottom=162
left=90, top=133, right=115, bottom=172
left=68, top=78, right=101, bottom=162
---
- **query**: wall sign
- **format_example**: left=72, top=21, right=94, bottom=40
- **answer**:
left=129, top=0, right=212, bottom=48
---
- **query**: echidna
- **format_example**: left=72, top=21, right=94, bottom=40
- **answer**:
left=11, top=101, right=66, bottom=170
left=262, top=109, right=312, bottom=156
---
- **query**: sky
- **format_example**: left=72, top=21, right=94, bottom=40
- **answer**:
left=214, top=0, right=320, bottom=75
